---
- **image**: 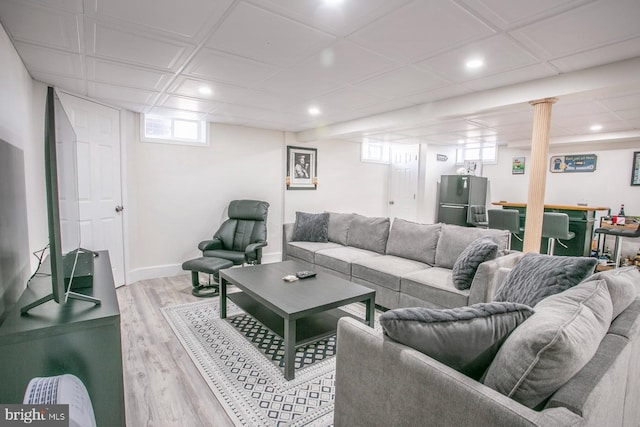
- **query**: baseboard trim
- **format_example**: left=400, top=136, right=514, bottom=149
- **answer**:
left=126, top=252, right=283, bottom=285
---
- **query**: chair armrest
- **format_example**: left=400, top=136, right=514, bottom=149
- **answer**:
left=468, top=251, right=524, bottom=305
left=334, top=317, right=582, bottom=427
left=245, top=241, right=267, bottom=255
left=198, top=238, right=222, bottom=252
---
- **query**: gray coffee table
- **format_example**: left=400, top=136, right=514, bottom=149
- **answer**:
left=219, top=260, right=375, bottom=380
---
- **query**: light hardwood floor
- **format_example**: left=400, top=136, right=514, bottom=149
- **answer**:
left=117, top=275, right=235, bottom=427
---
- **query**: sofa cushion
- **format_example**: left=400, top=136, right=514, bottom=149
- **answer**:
left=326, top=212, right=353, bottom=245
left=385, top=219, right=441, bottom=265
left=287, top=241, right=342, bottom=264
left=291, top=211, right=330, bottom=242
left=351, top=255, right=429, bottom=292
left=580, top=266, right=639, bottom=318
left=484, top=279, right=613, bottom=408
left=380, top=302, right=534, bottom=380
left=493, top=253, right=597, bottom=307
left=346, top=214, right=390, bottom=254
left=452, top=236, right=499, bottom=290
left=435, top=224, right=509, bottom=269
left=401, top=267, right=469, bottom=308
left=314, top=246, right=380, bottom=276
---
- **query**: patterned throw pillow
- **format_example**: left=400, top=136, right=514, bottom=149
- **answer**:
left=379, top=302, right=534, bottom=380
left=493, top=253, right=597, bottom=307
left=291, top=212, right=330, bottom=242
left=451, top=237, right=499, bottom=290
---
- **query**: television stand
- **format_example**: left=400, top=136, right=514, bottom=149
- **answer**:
left=20, top=291, right=100, bottom=314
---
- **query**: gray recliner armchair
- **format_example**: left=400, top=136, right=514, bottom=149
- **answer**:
left=198, top=200, right=270, bottom=265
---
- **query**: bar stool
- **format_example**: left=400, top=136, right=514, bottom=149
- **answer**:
left=469, top=205, right=488, bottom=227
left=542, top=213, right=575, bottom=255
left=488, top=209, right=523, bottom=250
left=594, top=222, right=640, bottom=268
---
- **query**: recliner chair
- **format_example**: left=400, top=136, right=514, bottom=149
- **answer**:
left=198, top=200, right=270, bottom=265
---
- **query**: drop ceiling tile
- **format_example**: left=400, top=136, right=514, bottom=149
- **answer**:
left=147, top=106, right=206, bottom=120
left=510, top=0, right=640, bottom=59
left=206, top=2, right=335, bottom=66
left=608, top=108, right=640, bottom=121
left=260, top=68, right=342, bottom=99
left=87, top=59, right=169, bottom=91
left=417, top=35, right=539, bottom=83
left=35, top=0, right=83, bottom=13
left=349, top=0, right=495, bottom=61
left=30, top=71, right=86, bottom=94
left=160, top=95, right=217, bottom=113
left=599, top=91, right=640, bottom=112
left=354, top=67, right=451, bottom=99
left=306, top=85, right=387, bottom=113
left=291, top=41, right=399, bottom=86
left=84, top=0, right=233, bottom=39
left=185, top=48, right=280, bottom=87
left=88, top=82, right=158, bottom=105
left=458, top=0, right=588, bottom=29
left=402, top=84, right=471, bottom=105
left=86, top=20, right=192, bottom=70
left=168, top=77, right=249, bottom=105
left=0, top=1, right=80, bottom=51
left=550, top=37, right=640, bottom=73
left=552, top=101, right=609, bottom=118
left=13, top=42, right=83, bottom=77
left=258, top=0, right=413, bottom=36
left=225, top=88, right=304, bottom=113
left=462, top=63, right=557, bottom=92
left=563, top=120, right=631, bottom=135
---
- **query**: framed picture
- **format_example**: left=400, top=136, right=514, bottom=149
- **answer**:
left=632, top=151, right=640, bottom=186
left=286, top=146, right=317, bottom=190
left=549, top=154, right=597, bottom=173
left=512, top=157, right=525, bottom=174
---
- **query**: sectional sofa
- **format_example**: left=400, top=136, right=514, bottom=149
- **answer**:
left=283, top=212, right=523, bottom=310
left=334, top=265, right=640, bottom=427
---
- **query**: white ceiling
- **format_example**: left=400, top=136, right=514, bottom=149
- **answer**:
left=1, top=0, right=640, bottom=147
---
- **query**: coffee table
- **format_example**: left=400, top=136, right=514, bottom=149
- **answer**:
left=219, top=260, right=375, bottom=380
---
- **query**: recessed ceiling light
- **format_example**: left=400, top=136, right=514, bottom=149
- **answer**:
left=198, top=86, right=212, bottom=96
left=465, top=58, right=484, bottom=70
left=308, top=106, right=320, bottom=116
left=323, top=0, right=344, bottom=6
left=458, top=139, right=466, bottom=144
left=590, top=124, right=603, bottom=131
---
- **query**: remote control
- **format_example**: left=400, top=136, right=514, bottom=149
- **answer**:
left=296, top=270, right=316, bottom=279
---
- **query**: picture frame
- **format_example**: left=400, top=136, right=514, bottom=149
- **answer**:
left=286, top=146, right=317, bottom=190
left=632, top=151, right=640, bottom=186
left=512, top=157, right=525, bottom=174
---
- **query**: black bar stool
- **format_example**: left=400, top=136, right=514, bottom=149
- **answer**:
left=594, top=222, right=640, bottom=267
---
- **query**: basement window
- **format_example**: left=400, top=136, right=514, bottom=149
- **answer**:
left=361, top=139, right=390, bottom=164
left=141, top=114, right=208, bottom=146
left=456, top=141, right=496, bottom=165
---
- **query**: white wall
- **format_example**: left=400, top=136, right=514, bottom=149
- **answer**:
left=125, top=114, right=285, bottom=281
left=483, top=144, right=640, bottom=258
left=283, top=135, right=389, bottom=223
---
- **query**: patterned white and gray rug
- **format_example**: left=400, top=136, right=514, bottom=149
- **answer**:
left=162, top=297, right=378, bottom=426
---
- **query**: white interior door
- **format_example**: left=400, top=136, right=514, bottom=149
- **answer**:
left=388, top=143, right=419, bottom=222
left=58, top=92, right=125, bottom=287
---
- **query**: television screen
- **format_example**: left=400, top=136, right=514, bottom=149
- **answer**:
left=21, top=87, right=99, bottom=314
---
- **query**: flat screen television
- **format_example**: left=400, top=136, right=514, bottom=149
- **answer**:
left=21, top=87, right=100, bottom=314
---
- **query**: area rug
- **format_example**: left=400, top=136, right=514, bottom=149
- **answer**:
left=162, top=297, right=379, bottom=426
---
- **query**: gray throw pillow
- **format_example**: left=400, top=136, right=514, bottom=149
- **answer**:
left=291, top=211, right=330, bottom=242
left=326, top=212, right=353, bottom=245
left=493, top=253, right=597, bottom=307
left=484, top=279, right=613, bottom=408
left=385, top=219, right=441, bottom=265
left=434, top=224, right=509, bottom=269
left=379, top=302, right=534, bottom=380
left=452, top=236, right=499, bottom=290
left=346, top=214, right=390, bottom=254
left=580, top=266, right=639, bottom=318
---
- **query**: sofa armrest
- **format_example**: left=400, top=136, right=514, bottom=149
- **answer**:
left=334, top=317, right=582, bottom=427
left=468, top=251, right=524, bottom=305
left=282, top=223, right=295, bottom=259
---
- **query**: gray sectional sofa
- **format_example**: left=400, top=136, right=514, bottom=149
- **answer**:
left=283, top=212, right=523, bottom=310
left=334, top=267, right=640, bottom=427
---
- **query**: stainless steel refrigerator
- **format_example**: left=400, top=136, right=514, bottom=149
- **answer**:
left=437, top=175, right=488, bottom=226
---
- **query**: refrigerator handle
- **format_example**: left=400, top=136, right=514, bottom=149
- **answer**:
left=441, top=204, right=466, bottom=209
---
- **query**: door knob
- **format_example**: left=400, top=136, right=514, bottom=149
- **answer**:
left=115, top=205, right=124, bottom=213
left=389, top=201, right=395, bottom=205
